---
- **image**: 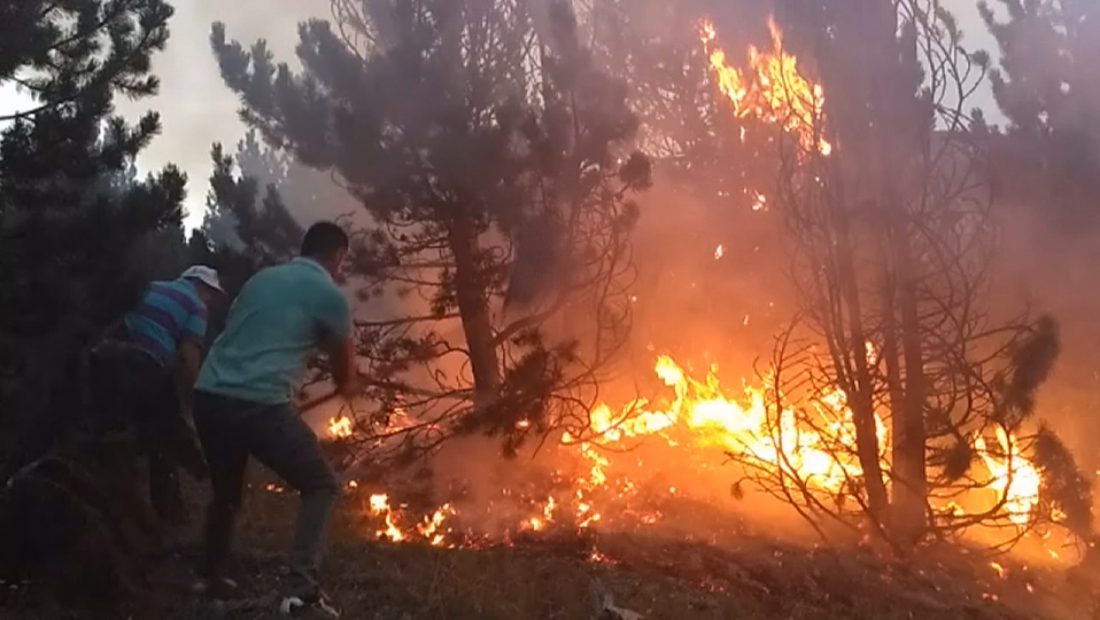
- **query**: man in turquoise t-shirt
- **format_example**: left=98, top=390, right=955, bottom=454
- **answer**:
left=193, top=222, right=358, bottom=618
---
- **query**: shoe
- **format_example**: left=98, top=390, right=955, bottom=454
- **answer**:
left=191, top=576, right=240, bottom=599
left=279, top=590, right=341, bottom=618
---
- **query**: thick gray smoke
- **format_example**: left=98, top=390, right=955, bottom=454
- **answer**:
left=116, top=1, right=327, bottom=228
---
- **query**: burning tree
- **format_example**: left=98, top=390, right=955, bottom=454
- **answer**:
left=698, top=0, right=1091, bottom=550
left=211, top=0, right=650, bottom=460
left=565, top=1, right=801, bottom=371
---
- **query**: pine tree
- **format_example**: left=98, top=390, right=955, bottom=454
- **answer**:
left=980, top=0, right=1100, bottom=224
left=211, top=0, right=649, bottom=455
left=0, top=0, right=187, bottom=603
left=201, top=129, right=356, bottom=254
left=741, top=0, right=926, bottom=542
left=202, top=140, right=302, bottom=262
left=0, top=0, right=184, bottom=449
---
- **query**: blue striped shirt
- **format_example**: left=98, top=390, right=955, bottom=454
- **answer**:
left=124, top=278, right=208, bottom=365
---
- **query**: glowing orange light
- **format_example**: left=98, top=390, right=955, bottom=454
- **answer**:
left=701, top=18, right=831, bottom=156
left=328, top=416, right=353, bottom=439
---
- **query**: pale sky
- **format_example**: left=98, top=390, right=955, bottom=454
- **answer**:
left=1, top=0, right=1001, bottom=231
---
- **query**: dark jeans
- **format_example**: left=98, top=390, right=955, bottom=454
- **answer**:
left=90, top=342, right=204, bottom=524
left=193, top=390, right=339, bottom=597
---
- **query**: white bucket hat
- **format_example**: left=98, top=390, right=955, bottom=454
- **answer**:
left=181, top=265, right=225, bottom=294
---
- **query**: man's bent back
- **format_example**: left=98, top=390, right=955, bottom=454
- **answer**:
left=198, top=256, right=350, bottom=405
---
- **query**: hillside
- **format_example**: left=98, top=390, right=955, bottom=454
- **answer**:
left=6, top=473, right=1096, bottom=620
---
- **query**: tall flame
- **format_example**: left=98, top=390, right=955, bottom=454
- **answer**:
left=975, top=428, right=1042, bottom=527
left=702, top=18, right=832, bottom=156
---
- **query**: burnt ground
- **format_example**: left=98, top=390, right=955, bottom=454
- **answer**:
left=4, top=468, right=1100, bottom=620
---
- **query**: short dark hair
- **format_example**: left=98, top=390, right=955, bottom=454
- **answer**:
left=301, top=222, right=349, bottom=260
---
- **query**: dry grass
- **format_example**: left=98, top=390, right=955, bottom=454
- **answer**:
left=6, top=470, right=1100, bottom=619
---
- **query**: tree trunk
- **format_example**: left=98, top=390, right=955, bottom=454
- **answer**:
left=889, top=218, right=927, bottom=544
left=831, top=215, right=890, bottom=528
left=448, top=215, right=502, bottom=410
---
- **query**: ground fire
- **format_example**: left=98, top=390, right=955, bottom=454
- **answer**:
left=336, top=353, right=1060, bottom=556
left=328, top=415, right=353, bottom=439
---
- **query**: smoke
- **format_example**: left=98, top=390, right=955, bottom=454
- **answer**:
left=116, top=1, right=329, bottom=229
left=624, top=170, right=798, bottom=378
left=996, top=205, right=1100, bottom=478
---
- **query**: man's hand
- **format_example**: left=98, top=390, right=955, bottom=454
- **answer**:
left=327, top=335, right=361, bottom=400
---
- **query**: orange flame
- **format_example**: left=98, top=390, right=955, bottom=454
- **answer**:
left=751, top=192, right=768, bottom=212
left=990, top=561, right=1008, bottom=579
left=328, top=416, right=353, bottom=439
left=573, top=354, right=1049, bottom=538
left=702, top=18, right=831, bottom=156
left=523, top=496, right=558, bottom=532
left=354, top=365, right=1049, bottom=551
left=367, top=493, right=457, bottom=547
left=975, top=428, right=1041, bottom=527
left=368, top=494, right=406, bottom=542
left=584, top=355, right=882, bottom=496
left=417, top=503, right=456, bottom=546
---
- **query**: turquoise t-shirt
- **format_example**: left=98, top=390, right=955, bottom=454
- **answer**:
left=197, top=258, right=351, bottom=405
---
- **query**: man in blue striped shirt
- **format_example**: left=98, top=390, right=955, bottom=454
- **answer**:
left=125, top=265, right=223, bottom=379
left=93, top=265, right=224, bottom=524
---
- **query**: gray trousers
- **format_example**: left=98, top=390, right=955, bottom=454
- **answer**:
left=193, top=391, right=339, bottom=597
